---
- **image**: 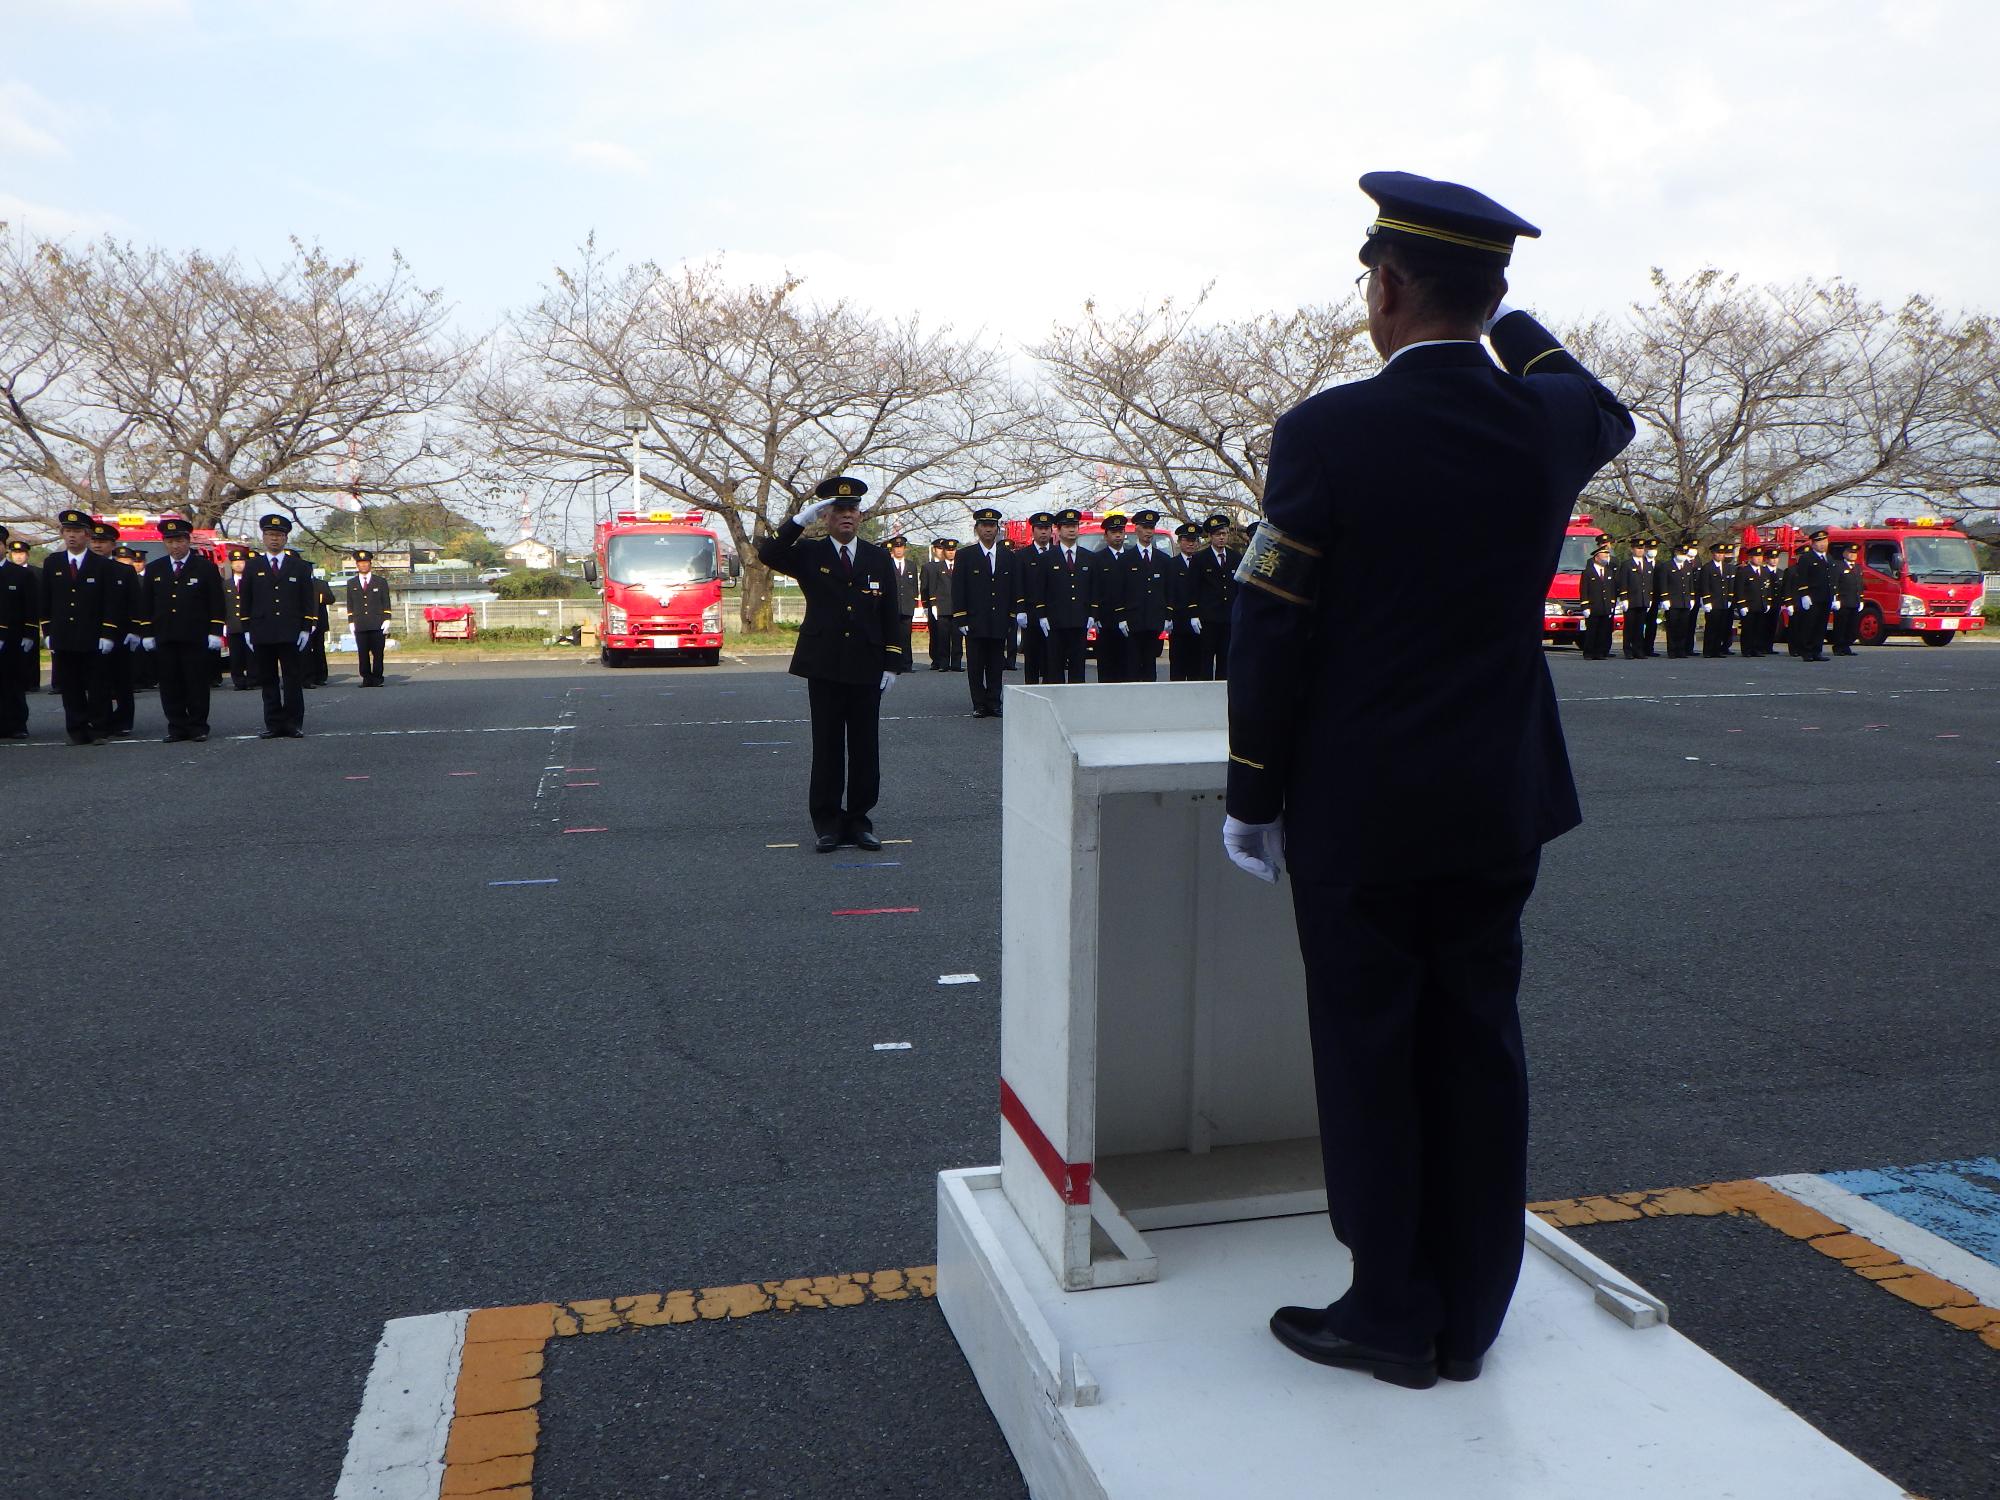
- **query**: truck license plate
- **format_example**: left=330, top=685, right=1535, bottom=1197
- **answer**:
left=653, top=636, right=678, bottom=648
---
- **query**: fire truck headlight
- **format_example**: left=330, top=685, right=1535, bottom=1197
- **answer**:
left=1543, top=600, right=1562, bottom=617
left=702, top=605, right=722, bottom=632
left=1899, top=595, right=1926, bottom=617
left=607, top=604, right=628, bottom=631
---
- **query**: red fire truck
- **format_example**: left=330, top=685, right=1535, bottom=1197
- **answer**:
left=93, top=510, right=237, bottom=567
left=583, top=510, right=726, bottom=666
left=1542, top=514, right=1605, bottom=644
left=1747, top=516, right=1988, bottom=647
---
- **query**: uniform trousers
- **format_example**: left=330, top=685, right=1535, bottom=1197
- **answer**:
left=1126, top=630, right=1161, bottom=682
left=0, top=641, right=33, bottom=734
left=1643, top=605, right=1663, bottom=655
left=1700, top=609, right=1734, bottom=656
left=894, top=617, right=914, bottom=671
left=156, top=641, right=215, bottom=736
left=1167, top=625, right=1198, bottom=681
left=1094, top=629, right=1128, bottom=683
left=925, top=612, right=948, bottom=669
left=942, top=619, right=963, bottom=670
left=53, top=648, right=112, bottom=741
left=1579, top=612, right=1614, bottom=659
left=1793, top=606, right=1830, bottom=660
left=1194, top=621, right=1231, bottom=680
left=805, top=676, right=881, bottom=837
left=1664, top=606, right=1696, bottom=658
left=1620, top=606, right=1650, bottom=658
left=255, top=642, right=307, bottom=732
left=229, top=636, right=257, bottom=688
left=306, top=629, right=330, bottom=684
left=355, top=628, right=386, bottom=684
left=1047, top=626, right=1088, bottom=683
left=1003, top=615, right=1019, bottom=671
left=965, top=634, right=1006, bottom=714
left=1830, top=606, right=1859, bottom=653
left=106, top=645, right=136, bottom=733
left=1291, top=852, right=1540, bottom=1361
left=1021, top=615, right=1047, bottom=684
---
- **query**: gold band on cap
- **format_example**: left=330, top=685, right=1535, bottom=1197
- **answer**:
left=1370, top=216, right=1514, bottom=255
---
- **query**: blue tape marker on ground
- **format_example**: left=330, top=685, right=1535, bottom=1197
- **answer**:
left=489, top=879, right=560, bottom=886
left=1823, top=1157, right=2000, bottom=1268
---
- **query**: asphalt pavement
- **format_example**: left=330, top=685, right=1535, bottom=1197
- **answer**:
left=2, top=641, right=1995, bottom=1499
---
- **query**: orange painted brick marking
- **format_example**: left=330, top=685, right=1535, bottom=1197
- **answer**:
left=1530, top=1179, right=2000, bottom=1361
left=437, top=1265, right=938, bottom=1498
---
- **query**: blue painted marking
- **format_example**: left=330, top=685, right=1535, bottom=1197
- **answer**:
left=1824, top=1157, right=2000, bottom=1268
left=832, top=861, right=902, bottom=869
left=489, top=878, right=560, bottom=887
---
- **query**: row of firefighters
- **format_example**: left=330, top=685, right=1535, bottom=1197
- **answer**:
left=1578, top=533, right=1866, bottom=661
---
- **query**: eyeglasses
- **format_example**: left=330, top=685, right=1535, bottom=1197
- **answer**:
left=1354, top=268, right=1375, bottom=300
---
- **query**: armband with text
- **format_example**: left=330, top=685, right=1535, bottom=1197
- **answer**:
left=1234, top=522, right=1322, bottom=606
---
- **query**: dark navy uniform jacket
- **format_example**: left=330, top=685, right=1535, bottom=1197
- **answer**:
left=40, top=550, right=121, bottom=651
left=0, top=558, right=40, bottom=644
left=346, top=572, right=392, bottom=631
left=950, top=540, right=1022, bottom=640
left=756, top=521, right=905, bottom=685
left=1226, top=311, right=1634, bottom=884
left=138, top=553, right=227, bottom=642
left=241, top=549, right=327, bottom=645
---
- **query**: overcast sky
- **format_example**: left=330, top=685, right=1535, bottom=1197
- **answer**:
left=5, top=0, right=1996, bottom=349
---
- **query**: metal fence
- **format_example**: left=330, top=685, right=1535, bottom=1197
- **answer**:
left=367, top=594, right=808, bottom=641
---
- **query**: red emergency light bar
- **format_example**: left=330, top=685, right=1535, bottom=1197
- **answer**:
left=1882, top=517, right=1945, bottom=529
left=611, top=511, right=706, bottom=526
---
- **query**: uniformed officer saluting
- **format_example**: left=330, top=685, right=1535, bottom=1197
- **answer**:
left=242, top=512, right=323, bottom=738
left=41, top=509, right=121, bottom=745
left=756, top=477, right=906, bottom=852
left=136, top=517, right=226, bottom=742
left=1223, top=172, right=1634, bottom=1388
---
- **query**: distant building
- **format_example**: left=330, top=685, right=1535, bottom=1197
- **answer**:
left=346, top=538, right=444, bottom=570
left=504, top=536, right=557, bottom=570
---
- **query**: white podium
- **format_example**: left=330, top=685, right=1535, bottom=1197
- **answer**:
left=937, top=683, right=1904, bottom=1500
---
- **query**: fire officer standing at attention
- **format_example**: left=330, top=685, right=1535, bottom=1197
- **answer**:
left=1223, top=172, right=1634, bottom=1388
left=241, top=512, right=323, bottom=738
left=756, top=477, right=906, bottom=853
left=346, top=550, right=392, bottom=686
left=135, top=517, right=226, bottom=743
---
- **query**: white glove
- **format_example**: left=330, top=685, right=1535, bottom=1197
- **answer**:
left=1015, top=612, right=1027, bottom=628
left=1222, top=814, right=1285, bottom=884
left=1038, top=618, right=1050, bottom=636
left=959, top=624, right=969, bottom=637
left=206, top=634, right=223, bottom=651
left=19, top=638, right=32, bottom=653
left=124, top=633, right=141, bottom=649
left=97, top=638, right=113, bottom=655
left=1086, top=617, right=1097, bottom=633
left=296, top=631, right=310, bottom=650
left=1482, top=299, right=1520, bottom=335
left=795, top=497, right=835, bottom=527
left=1165, top=619, right=1175, bottom=635
left=1735, top=608, right=1746, bottom=618
left=142, top=636, right=157, bottom=651
left=1117, top=621, right=1129, bottom=636
left=1800, top=595, right=1811, bottom=609
left=1701, top=603, right=1711, bottom=615
left=1830, top=599, right=1841, bottom=611
left=879, top=670, right=895, bottom=694
left=1189, top=617, right=1203, bottom=635
left=44, top=634, right=54, bottom=650
left=1614, top=604, right=1626, bottom=618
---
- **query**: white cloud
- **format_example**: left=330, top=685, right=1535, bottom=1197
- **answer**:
left=0, top=192, right=116, bottom=238
left=568, top=139, right=648, bottom=175
left=0, top=81, right=68, bottom=159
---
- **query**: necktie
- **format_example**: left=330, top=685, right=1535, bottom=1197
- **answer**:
left=837, top=544, right=852, bottom=575
left=1065, top=549, right=1074, bottom=567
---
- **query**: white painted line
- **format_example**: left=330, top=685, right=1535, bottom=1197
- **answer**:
left=873, top=1042, right=914, bottom=1051
left=1762, top=1173, right=2000, bottom=1312
left=224, top=725, right=577, bottom=741
left=938, top=973, right=981, bottom=985
left=334, top=1308, right=467, bottom=1500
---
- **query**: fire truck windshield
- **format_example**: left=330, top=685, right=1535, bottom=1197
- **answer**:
left=607, top=533, right=717, bottom=587
left=1902, top=535, right=1982, bottom=583
left=1555, top=535, right=1598, bottom=573
left=122, top=540, right=170, bottom=563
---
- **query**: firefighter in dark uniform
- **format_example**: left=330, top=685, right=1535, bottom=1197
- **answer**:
left=0, top=528, right=40, bottom=738
left=939, top=541, right=963, bottom=668
left=951, top=506, right=1022, bottom=717
left=225, top=547, right=257, bottom=688
left=117, top=546, right=161, bottom=693
left=1660, top=540, right=1698, bottom=657
left=88, top=526, right=140, bottom=736
left=1093, top=512, right=1131, bottom=682
left=136, top=516, right=226, bottom=741
left=347, top=550, right=393, bottom=685
left=919, top=539, right=953, bottom=671
left=885, top=534, right=920, bottom=670
left=1118, top=509, right=1170, bottom=681
left=1759, top=545, right=1786, bottom=656
left=1033, top=508, right=1093, bottom=684
left=304, top=569, right=336, bottom=686
left=1192, top=514, right=1240, bottom=679
left=1696, top=541, right=1738, bottom=656
left=1736, top=546, right=1771, bottom=656
left=1578, top=537, right=1616, bottom=657
left=1830, top=541, right=1865, bottom=654
left=1017, top=512, right=1055, bottom=684
left=1000, top=533, right=1022, bottom=673
left=41, top=509, right=121, bottom=744
left=755, top=476, right=906, bottom=850
left=242, top=513, right=324, bottom=737
left=1166, top=522, right=1202, bottom=680
left=1615, top=535, right=1653, bottom=657
left=1224, top=172, right=1634, bottom=1387
left=1790, top=528, right=1834, bottom=662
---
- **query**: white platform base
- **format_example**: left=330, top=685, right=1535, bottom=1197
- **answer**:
left=937, top=1168, right=1908, bottom=1500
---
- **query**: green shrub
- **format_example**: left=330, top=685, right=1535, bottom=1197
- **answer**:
left=492, top=569, right=588, bottom=599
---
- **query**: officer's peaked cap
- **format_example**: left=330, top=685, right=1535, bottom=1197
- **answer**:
left=1054, top=508, right=1082, bottom=526
left=1131, top=510, right=1161, bottom=527
left=90, top=521, right=119, bottom=541
left=1360, top=171, right=1539, bottom=267
left=814, top=476, right=867, bottom=504
left=159, top=517, right=193, bottom=538
left=259, top=513, right=293, bottom=533
left=353, top=549, right=375, bottom=562
left=972, top=506, right=1002, bottom=523
left=58, top=508, right=91, bottom=529
left=1028, top=511, right=1055, bottom=527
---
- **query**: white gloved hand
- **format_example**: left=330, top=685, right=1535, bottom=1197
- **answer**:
left=879, top=670, right=895, bottom=694
left=1701, top=603, right=1711, bottom=615
left=44, top=634, right=54, bottom=651
left=97, top=638, right=113, bottom=654
left=123, top=633, right=141, bottom=649
left=959, top=624, right=969, bottom=637
left=1086, top=616, right=1097, bottom=633
left=1222, top=814, right=1285, bottom=884
left=795, top=497, right=835, bottom=527
left=142, top=636, right=157, bottom=651
left=1038, top=618, right=1051, bottom=637
left=1482, top=299, right=1520, bottom=335
left=19, top=638, right=33, bottom=653
left=1800, top=595, right=1812, bottom=609
left=1189, top=617, right=1203, bottom=635
left=1830, top=599, right=1841, bottom=611
left=1117, top=621, right=1129, bottom=636
left=296, top=631, right=310, bottom=651
left=1015, top=612, right=1027, bottom=629
left=206, top=634, right=223, bottom=651
left=1165, top=619, right=1175, bottom=635
left=1736, top=608, right=1746, bottom=618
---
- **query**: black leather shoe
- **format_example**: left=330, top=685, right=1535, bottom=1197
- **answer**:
left=814, top=834, right=839, bottom=853
left=285, top=728, right=305, bottom=738
left=854, top=831, right=883, bottom=852
left=1268, top=1307, right=1436, bottom=1389
left=258, top=729, right=284, bottom=739
left=163, top=733, right=187, bottom=743
left=191, top=733, right=209, bottom=742
left=1438, top=1353, right=1483, bottom=1382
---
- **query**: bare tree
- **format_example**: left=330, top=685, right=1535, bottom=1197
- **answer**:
left=1030, top=289, right=1373, bottom=523
left=0, top=226, right=472, bottom=541
left=475, top=246, right=1043, bottom=630
left=1573, top=268, right=1993, bottom=540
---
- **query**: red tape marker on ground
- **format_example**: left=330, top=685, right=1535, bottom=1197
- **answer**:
left=833, top=907, right=920, bottom=916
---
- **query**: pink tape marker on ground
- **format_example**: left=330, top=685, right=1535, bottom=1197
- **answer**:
left=449, top=771, right=479, bottom=777
left=563, top=826, right=609, bottom=834
left=344, top=775, right=371, bottom=781
left=833, top=906, right=920, bottom=916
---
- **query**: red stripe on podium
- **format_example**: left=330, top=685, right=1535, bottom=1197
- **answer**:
left=999, top=1077, right=1092, bottom=1205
